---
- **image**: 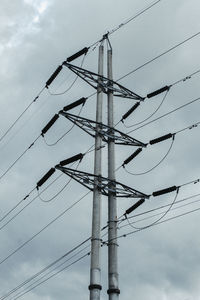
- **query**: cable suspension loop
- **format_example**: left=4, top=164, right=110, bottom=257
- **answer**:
left=127, top=96, right=200, bottom=134
left=122, top=88, right=170, bottom=127
left=123, top=136, right=174, bottom=176
left=124, top=188, right=179, bottom=230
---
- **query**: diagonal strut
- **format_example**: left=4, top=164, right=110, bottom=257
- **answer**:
left=55, top=166, right=149, bottom=199
left=59, top=111, right=147, bottom=147
left=63, top=62, right=144, bottom=101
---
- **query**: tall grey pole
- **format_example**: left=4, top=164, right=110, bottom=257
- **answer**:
left=107, top=49, right=120, bottom=300
left=89, top=44, right=104, bottom=300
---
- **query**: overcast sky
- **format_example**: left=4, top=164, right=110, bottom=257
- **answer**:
left=1, top=0, right=200, bottom=299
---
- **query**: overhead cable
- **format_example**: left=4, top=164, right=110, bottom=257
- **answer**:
left=122, top=192, right=200, bottom=222
left=0, top=237, right=90, bottom=300
left=115, top=206, right=200, bottom=242
left=0, top=135, right=41, bottom=182
left=127, top=95, right=200, bottom=134
left=122, top=89, right=170, bottom=127
left=125, top=188, right=179, bottom=230
left=123, top=136, right=175, bottom=175
left=10, top=253, right=90, bottom=300
left=120, top=195, right=200, bottom=230
left=89, top=0, right=162, bottom=49
left=118, top=30, right=200, bottom=81
left=0, top=174, right=63, bottom=230
left=0, top=191, right=91, bottom=266
left=122, top=66, right=200, bottom=126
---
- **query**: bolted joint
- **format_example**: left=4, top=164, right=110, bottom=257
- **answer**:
left=107, top=288, right=120, bottom=295
left=88, top=284, right=102, bottom=291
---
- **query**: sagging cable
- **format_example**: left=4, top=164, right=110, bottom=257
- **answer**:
left=121, top=102, right=140, bottom=122
left=59, top=153, right=84, bottom=166
left=147, top=85, right=171, bottom=98
left=152, top=186, right=177, bottom=197
left=149, top=133, right=174, bottom=145
left=67, top=47, right=89, bottom=62
left=37, top=168, right=56, bottom=189
left=46, top=65, right=63, bottom=88
left=123, top=148, right=142, bottom=167
left=124, top=199, right=145, bottom=216
left=123, top=136, right=175, bottom=176
left=62, top=97, right=87, bottom=112
left=41, top=114, right=59, bottom=136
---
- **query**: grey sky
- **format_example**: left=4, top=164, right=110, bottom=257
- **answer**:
left=0, top=0, right=200, bottom=299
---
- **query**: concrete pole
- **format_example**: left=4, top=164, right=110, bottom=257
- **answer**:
left=107, top=49, right=120, bottom=300
left=89, top=45, right=104, bottom=300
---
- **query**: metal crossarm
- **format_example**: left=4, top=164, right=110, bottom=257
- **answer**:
left=63, top=62, right=144, bottom=101
left=60, top=111, right=146, bottom=147
left=55, top=166, right=149, bottom=198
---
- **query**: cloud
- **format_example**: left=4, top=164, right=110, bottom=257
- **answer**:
left=1, top=0, right=200, bottom=299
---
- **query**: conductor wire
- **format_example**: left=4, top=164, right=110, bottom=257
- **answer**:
left=125, top=188, right=179, bottom=230
left=123, top=135, right=175, bottom=175
left=123, top=89, right=170, bottom=128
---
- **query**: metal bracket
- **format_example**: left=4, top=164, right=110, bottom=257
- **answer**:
left=63, top=62, right=144, bottom=101
left=55, top=166, right=149, bottom=199
left=60, top=111, right=146, bottom=147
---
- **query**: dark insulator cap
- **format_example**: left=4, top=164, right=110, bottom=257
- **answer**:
left=63, top=97, right=87, bottom=112
left=150, top=133, right=173, bottom=145
left=37, top=168, right=55, bottom=188
left=41, top=114, right=59, bottom=136
left=67, top=47, right=89, bottom=62
left=125, top=199, right=145, bottom=215
left=147, top=85, right=170, bottom=98
left=46, top=65, right=63, bottom=87
left=121, top=102, right=140, bottom=121
left=153, top=186, right=177, bottom=197
left=59, top=153, right=84, bottom=166
left=123, top=148, right=142, bottom=166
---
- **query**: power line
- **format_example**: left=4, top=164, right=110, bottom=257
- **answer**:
left=118, top=30, right=200, bottom=81
left=124, top=192, right=200, bottom=221
left=123, top=134, right=175, bottom=175
left=120, top=196, right=200, bottom=230
left=0, top=0, right=161, bottom=148
left=0, top=101, right=85, bottom=182
left=127, top=95, right=200, bottom=134
left=4, top=193, right=200, bottom=300
left=125, top=188, right=179, bottom=230
left=122, top=66, right=200, bottom=127
left=0, top=135, right=41, bottom=182
left=47, top=54, right=86, bottom=96
left=0, top=174, right=63, bottom=230
left=10, top=252, right=90, bottom=300
left=115, top=206, right=200, bottom=241
left=0, top=140, right=105, bottom=229
left=0, top=191, right=91, bottom=266
left=0, top=237, right=90, bottom=300
left=42, top=104, right=84, bottom=146
left=123, top=89, right=170, bottom=128
left=89, top=0, right=162, bottom=49
left=0, top=87, right=46, bottom=144
left=0, top=187, right=36, bottom=225
left=37, top=161, right=81, bottom=203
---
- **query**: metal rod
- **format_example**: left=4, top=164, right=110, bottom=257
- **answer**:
left=89, top=45, right=104, bottom=300
left=107, top=49, right=120, bottom=300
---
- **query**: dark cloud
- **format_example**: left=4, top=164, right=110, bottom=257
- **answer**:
left=0, top=0, right=200, bottom=299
